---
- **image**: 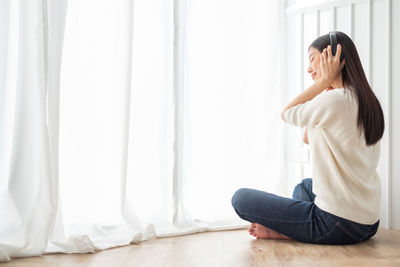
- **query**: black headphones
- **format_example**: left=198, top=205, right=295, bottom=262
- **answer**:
left=329, top=31, right=345, bottom=63
left=329, top=31, right=338, bottom=56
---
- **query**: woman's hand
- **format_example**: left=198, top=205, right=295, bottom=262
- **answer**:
left=303, top=128, right=309, bottom=144
left=318, top=44, right=345, bottom=85
left=281, top=45, right=344, bottom=119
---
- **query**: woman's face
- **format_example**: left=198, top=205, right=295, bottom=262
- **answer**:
left=307, top=46, right=322, bottom=81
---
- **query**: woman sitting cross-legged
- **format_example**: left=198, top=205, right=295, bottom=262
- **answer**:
left=231, top=31, right=384, bottom=245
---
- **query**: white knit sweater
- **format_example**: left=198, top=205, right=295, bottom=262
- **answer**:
left=284, top=88, right=381, bottom=225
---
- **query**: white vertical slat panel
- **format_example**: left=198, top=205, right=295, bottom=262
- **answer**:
left=330, top=7, right=336, bottom=31
left=303, top=12, right=318, bottom=90
left=298, top=13, right=304, bottom=95
left=368, top=0, right=373, bottom=83
left=302, top=12, right=318, bottom=179
left=285, top=13, right=303, bottom=192
left=372, top=0, right=389, bottom=229
left=350, top=3, right=354, bottom=38
left=302, top=6, right=312, bottom=180
left=386, top=0, right=392, bottom=230
left=353, top=2, right=370, bottom=83
left=319, top=9, right=331, bottom=34
left=285, top=0, right=399, bottom=229
left=298, top=12, right=306, bottom=180
left=336, top=5, right=351, bottom=37
left=390, top=0, right=400, bottom=230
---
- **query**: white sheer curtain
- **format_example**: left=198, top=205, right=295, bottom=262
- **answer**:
left=0, top=0, right=68, bottom=261
left=0, top=0, right=285, bottom=261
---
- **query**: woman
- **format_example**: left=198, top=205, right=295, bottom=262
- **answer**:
left=231, top=31, right=384, bottom=245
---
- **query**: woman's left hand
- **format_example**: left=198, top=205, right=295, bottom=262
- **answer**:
left=318, top=44, right=345, bottom=85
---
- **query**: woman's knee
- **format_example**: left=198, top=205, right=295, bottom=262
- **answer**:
left=231, top=188, right=253, bottom=212
left=292, top=178, right=313, bottom=201
left=294, top=178, right=312, bottom=191
left=292, top=184, right=303, bottom=200
left=301, top=178, right=312, bottom=186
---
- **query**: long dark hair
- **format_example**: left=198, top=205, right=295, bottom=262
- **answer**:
left=309, top=31, right=384, bottom=146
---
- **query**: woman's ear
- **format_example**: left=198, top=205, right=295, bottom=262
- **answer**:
left=341, top=59, right=345, bottom=69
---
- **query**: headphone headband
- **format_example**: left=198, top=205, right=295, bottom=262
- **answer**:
left=329, top=31, right=338, bottom=56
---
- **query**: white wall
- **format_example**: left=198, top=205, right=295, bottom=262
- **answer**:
left=283, top=0, right=400, bottom=229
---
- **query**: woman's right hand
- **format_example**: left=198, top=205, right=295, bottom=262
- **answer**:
left=318, top=44, right=345, bottom=85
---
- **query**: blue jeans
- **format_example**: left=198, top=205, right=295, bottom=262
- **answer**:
left=231, top=178, right=380, bottom=245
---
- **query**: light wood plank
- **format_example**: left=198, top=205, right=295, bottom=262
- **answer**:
left=1, top=228, right=400, bottom=267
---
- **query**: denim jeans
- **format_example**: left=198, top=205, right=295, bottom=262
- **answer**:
left=231, top=178, right=380, bottom=245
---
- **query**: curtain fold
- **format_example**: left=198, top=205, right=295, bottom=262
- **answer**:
left=0, top=0, right=285, bottom=261
left=0, top=0, right=68, bottom=261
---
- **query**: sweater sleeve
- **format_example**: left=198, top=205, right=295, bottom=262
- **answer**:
left=283, top=90, right=344, bottom=128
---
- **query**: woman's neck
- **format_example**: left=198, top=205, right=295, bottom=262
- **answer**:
left=331, top=74, right=344, bottom=89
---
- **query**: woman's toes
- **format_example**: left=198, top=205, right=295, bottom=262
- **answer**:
left=248, top=223, right=256, bottom=234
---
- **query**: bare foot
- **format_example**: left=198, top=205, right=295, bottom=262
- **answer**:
left=248, top=223, right=292, bottom=240
left=248, top=223, right=257, bottom=235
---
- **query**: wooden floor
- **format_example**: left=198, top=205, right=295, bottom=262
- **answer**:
left=2, top=228, right=400, bottom=267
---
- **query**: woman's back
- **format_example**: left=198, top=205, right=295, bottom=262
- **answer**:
left=285, top=87, right=381, bottom=225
